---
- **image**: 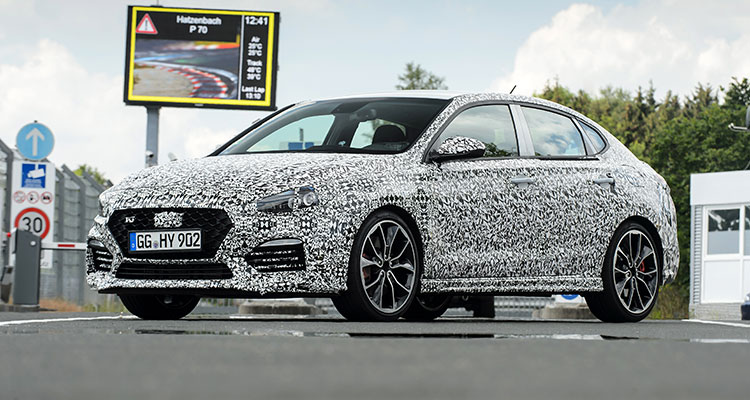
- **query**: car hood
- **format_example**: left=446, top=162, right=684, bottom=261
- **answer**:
left=111, top=153, right=399, bottom=195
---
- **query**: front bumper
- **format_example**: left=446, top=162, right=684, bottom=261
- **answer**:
left=86, top=204, right=350, bottom=296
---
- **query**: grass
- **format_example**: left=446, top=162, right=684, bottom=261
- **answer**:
left=39, top=298, right=126, bottom=313
left=39, top=298, right=83, bottom=312
left=648, top=283, right=688, bottom=319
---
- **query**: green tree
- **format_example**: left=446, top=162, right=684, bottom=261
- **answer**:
left=396, top=62, right=448, bottom=90
left=75, top=164, right=108, bottom=186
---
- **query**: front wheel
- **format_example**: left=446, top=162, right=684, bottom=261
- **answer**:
left=119, top=294, right=199, bottom=320
left=585, top=222, right=661, bottom=322
left=332, top=211, right=420, bottom=321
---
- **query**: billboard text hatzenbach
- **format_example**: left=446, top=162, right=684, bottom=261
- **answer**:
left=124, top=6, right=279, bottom=111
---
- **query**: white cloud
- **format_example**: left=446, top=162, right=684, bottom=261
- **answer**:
left=492, top=1, right=750, bottom=98
left=0, top=39, right=143, bottom=182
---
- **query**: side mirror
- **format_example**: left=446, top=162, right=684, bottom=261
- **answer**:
left=429, top=136, right=486, bottom=162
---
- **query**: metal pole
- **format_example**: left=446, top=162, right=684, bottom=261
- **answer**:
left=146, top=106, right=160, bottom=167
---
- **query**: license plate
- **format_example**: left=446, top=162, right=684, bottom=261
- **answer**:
left=129, top=230, right=202, bottom=252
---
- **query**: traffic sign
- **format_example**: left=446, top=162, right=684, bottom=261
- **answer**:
left=27, top=192, right=39, bottom=204
left=10, top=159, right=56, bottom=269
left=135, top=13, right=158, bottom=34
left=14, top=207, right=51, bottom=239
left=16, top=122, right=55, bottom=160
left=41, top=192, right=53, bottom=204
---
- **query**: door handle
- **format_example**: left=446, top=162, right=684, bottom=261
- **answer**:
left=593, top=176, right=615, bottom=185
left=511, top=176, right=535, bottom=186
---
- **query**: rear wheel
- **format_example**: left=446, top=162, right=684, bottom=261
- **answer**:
left=586, top=222, right=660, bottom=322
left=119, top=294, right=199, bottom=320
left=332, top=211, right=420, bottom=321
left=403, top=294, right=451, bottom=321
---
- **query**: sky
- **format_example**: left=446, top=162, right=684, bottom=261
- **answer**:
left=0, top=0, right=748, bottom=182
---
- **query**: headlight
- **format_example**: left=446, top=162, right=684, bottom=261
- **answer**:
left=257, top=186, right=319, bottom=213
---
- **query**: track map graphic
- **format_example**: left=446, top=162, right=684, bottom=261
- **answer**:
left=124, top=6, right=279, bottom=110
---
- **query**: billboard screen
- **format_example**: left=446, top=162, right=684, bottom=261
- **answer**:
left=124, top=6, right=279, bottom=110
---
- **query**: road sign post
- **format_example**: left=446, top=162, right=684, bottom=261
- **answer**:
left=146, top=106, right=160, bottom=167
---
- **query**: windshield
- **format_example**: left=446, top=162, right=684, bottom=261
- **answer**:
left=220, top=98, right=448, bottom=155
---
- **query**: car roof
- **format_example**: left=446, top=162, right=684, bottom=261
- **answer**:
left=319, top=90, right=561, bottom=105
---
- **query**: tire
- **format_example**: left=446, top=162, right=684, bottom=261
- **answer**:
left=332, top=211, right=421, bottom=322
left=586, top=221, right=661, bottom=322
left=403, top=294, right=451, bottom=321
left=119, top=294, right=199, bottom=320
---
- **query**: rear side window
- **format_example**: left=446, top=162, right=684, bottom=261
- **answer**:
left=434, top=105, right=518, bottom=157
left=579, top=121, right=607, bottom=153
left=522, top=107, right=585, bottom=157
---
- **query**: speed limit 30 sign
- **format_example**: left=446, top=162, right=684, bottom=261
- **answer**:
left=14, top=207, right=51, bottom=239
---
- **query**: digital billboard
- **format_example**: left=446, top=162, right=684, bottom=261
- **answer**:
left=124, top=6, right=279, bottom=110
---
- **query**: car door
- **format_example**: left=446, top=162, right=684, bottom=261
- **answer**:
left=423, top=103, right=541, bottom=280
left=515, top=105, right=618, bottom=278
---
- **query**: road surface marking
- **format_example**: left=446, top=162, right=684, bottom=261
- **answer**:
left=0, top=315, right=135, bottom=327
left=684, top=319, right=750, bottom=329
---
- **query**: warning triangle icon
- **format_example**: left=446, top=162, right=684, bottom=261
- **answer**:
left=136, top=13, right=158, bottom=35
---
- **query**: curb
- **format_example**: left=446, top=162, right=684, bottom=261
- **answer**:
left=238, top=299, right=326, bottom=316
left=532, top=303, right=595, bottom=320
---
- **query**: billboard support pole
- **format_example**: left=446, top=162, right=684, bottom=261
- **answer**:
left=145, top=106, right=160, bottom=167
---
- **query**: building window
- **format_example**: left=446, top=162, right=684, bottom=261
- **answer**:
left=707, top=208, right=740, bottom=255
left=745, top=205, right=750, bottom=255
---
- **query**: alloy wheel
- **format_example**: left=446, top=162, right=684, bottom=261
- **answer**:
left=359, top=219, right=417, bottom=314
left=612, top=229, right=659, bottom=314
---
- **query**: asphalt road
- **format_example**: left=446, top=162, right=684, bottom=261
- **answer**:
left=1, top=312, right=749, bottom=400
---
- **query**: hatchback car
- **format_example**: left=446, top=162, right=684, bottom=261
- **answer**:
left=87, top=92, right=678, bottom=322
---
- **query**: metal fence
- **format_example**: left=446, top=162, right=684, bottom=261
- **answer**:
left=0, top=138, right=110, bottom=307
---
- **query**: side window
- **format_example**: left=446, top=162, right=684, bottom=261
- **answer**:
left=580, top=121, right=607, bottom=153
left=434, top=105, right=518, bottom=157
left=522, top=107, right=585, bottom=156
left=251, top=115, right=334, bottom=151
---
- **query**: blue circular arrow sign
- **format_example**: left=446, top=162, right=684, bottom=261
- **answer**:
left=16, top=122, right=55, bottom=160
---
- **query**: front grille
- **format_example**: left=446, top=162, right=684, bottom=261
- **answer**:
left=87, top=240, right=113, bottom=272
left=246, top=240, right=306, bottom=272
left=115, top=262, right=233, bottom=280
left=108, top=208, right=232, bottom=259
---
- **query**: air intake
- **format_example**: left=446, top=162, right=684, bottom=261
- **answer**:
left=245, top=238, right=306, bottom=272
left=115, top=262, right=232, bottom=280
left=87, top=239, right=113, bottom=272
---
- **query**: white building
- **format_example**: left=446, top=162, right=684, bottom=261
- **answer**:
left=690, top=170, right=750, bottom=319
